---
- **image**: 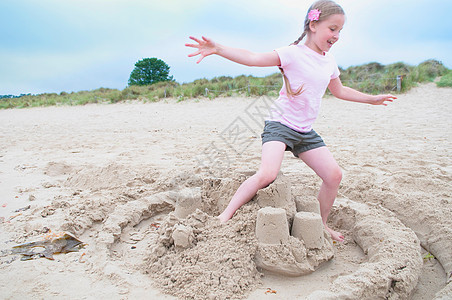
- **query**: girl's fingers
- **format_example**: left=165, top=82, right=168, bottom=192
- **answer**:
left=186, top=36, right=213, bottom=63
left=185, top=43, right=198, bottom=49
left=189, top=36, right=200, bottom=42
left=196, top=55, right=205, bottom=64
left=187, top=50, right=201, bottom=57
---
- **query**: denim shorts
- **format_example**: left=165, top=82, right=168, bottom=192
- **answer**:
left=261, top=121, right=326, bottom=157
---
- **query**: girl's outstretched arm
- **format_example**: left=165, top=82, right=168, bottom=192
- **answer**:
left=185, top=36, right=281, bottom=67
left=328, top=77, right=397, bottom=106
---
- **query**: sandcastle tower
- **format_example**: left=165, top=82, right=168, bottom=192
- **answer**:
left=294, top=196, right=320, bottom=214
left=173, top=187, right=201, bottom=219
left=255, top=173, right=297, bottom=225
left=255, top=207, right=289, bottom=244
left=291, top=211, right=324, bottom=249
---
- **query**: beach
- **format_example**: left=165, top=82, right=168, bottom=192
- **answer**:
left=0, top=82, right=451, bottom=299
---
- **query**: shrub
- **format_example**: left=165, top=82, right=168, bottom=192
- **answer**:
left=436, top=71, right=452, bottom=88
left=414, top=59, right=448, bottom=82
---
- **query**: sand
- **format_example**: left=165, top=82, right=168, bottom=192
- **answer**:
left=0, top=83, right=451, bottom=299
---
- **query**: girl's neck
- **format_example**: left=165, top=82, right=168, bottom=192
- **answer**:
left=303, top=38, right=325, bottom=56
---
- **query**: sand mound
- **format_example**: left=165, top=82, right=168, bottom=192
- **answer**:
left=147, top=208, right=261, bottom=300
left=44, top=161, right=75, bottom=177
left=308, top=198, right=423, bottom=299
left=65, top=163, right=138, bottom=191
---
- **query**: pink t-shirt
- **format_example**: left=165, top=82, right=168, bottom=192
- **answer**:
left=268, top=44, right=340, bottom=132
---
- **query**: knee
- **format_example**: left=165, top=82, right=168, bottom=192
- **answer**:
left=325, top=167, right=342, bottom=187
left=255, top=170, right=278, bottom=188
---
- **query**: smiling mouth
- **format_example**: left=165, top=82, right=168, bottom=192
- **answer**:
left=327, top=40, right=334, bottom=47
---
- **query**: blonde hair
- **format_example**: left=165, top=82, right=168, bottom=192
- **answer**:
left=280, top=0, right=345, bottom=97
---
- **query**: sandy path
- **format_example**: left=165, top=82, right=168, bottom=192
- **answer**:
left=0, top=83, right=450, bottom=299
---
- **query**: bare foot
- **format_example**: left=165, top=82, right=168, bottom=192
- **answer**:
left=326, top=226, right=344, bottom=242
left=217, top=213, right=230, bottom=224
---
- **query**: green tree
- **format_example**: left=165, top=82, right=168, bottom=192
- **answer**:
left=128, top=58, right=174, bottom=86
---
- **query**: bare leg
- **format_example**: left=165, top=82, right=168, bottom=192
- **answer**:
left=298, top=146, right=344, bottom=242
left=218, top=141, right=286, bottom=223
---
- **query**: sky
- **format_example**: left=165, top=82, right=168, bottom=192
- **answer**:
left=1, top=0, right=451, bottom=95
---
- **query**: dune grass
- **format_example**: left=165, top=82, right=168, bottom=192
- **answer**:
left=436, top=70, right=452, bottom=87
left=339, top=59, right=449, bottom=93
left=1, top=59, right=449, bottom=109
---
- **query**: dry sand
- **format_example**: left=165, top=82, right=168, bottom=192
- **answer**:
left=0, top=83, right=451, bottom=299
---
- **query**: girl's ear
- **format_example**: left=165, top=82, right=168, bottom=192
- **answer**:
left=309, top=21, right=317, bottom=33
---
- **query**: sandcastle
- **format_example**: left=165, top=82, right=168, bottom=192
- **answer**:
left=253, top=173, right=334, bottom=276
left=167, top=172, right=334, bottom=277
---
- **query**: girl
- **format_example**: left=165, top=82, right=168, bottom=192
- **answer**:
left=185, top=0, right=396, bottom=242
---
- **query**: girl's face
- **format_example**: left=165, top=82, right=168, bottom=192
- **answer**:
left=307, top=13, right=345, bottom=55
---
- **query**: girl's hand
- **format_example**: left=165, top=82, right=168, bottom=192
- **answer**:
left=371, top=94, right=397, bottom=106
left=185, top=36, right=217, bottom=64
